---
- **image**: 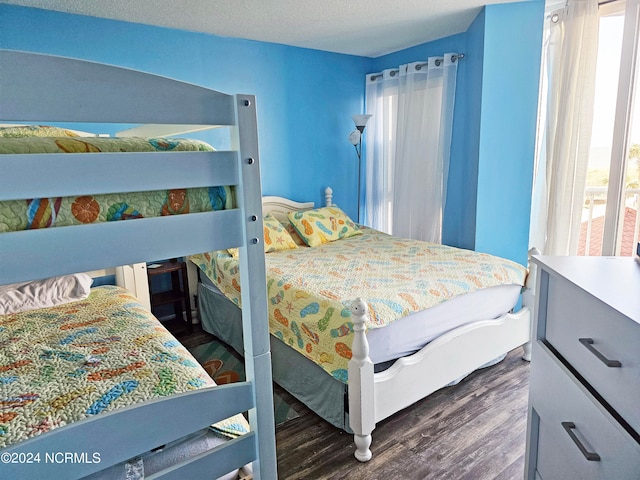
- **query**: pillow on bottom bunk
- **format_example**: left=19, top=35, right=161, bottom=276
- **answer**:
left=0, top=273, right=92, bottom=315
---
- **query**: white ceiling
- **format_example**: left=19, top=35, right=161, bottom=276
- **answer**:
left=3, top=0, right=526, bottom=57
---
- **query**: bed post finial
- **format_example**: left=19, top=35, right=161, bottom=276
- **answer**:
left=325, top=186, right=333, bottom=206
left=521, top=247, right=540, bottom=362
left=348, top=297, right=375, bottom=462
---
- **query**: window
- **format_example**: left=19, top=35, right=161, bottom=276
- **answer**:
left=581, top=0, right=640, bottom=256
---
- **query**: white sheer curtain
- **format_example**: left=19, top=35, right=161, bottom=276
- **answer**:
left=530, top=0, right=599, bottom=255
left=365, top=69, right=397, bottom=233
left=364, top=54, right=459, bottom=243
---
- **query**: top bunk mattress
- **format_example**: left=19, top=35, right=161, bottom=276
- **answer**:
left=0, top=126, right=233, bottom=232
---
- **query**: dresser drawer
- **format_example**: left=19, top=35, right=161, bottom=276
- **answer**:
left=544, top=274, right=640, bottom=433
left=529, top=342, right=640, bottom=480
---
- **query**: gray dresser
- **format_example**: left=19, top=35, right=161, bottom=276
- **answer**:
left=525, top=256, right=640, bottom=480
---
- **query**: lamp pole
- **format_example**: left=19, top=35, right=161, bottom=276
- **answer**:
left=354, top=127, right=364, bottom=223
left=350, top=114, right=372, bottom=224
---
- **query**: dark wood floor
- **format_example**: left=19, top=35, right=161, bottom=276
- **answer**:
left=177, top=324, right=531, bottom=480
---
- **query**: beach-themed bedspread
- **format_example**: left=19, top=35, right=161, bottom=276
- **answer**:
left=0, top=136, right=232, bottom=232
left=0, top=286, right=248, bottom=449
left=190, top=229, right=527, bottom=383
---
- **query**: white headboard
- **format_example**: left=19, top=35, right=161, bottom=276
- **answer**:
left=262, top=196, right=314, bottom=224
left=262, top=186, right=332, bottom=224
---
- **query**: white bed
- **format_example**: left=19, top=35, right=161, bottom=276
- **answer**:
left=0, top=49, right=277, bottom=479
left=193, top=190, right=535, bottom=462
left=197, top=261, right=521, bottom=365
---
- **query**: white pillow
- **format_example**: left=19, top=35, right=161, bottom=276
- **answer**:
left=0, top=273, right=93, bottom=315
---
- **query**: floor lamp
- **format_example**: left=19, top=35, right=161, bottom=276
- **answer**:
left=349, top=114, right=372, bottom=223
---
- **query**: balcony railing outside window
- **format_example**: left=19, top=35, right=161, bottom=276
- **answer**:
left=580, top=187, right=640, bottom=256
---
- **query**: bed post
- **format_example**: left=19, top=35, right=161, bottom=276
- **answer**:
left=115, top=263, right=151, bottom=311
left=348, top=298, right=375, bottom=462
left=185, top=260, right=200, bottom=321
left=521, top=247, right=540, bottom=362
left=325, top=186, right=333, bottom=206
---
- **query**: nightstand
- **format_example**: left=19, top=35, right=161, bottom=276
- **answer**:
left=147, top=258, right=192, bottom=334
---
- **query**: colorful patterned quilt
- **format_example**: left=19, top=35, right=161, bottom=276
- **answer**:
left=0, top=136, right=232, bottom=232
left=0, top=286, right=248, bottom=450
left=190, top=229, right=527, bottom=383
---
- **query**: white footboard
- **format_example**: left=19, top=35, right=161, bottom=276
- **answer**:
left=347, top=300, right=531, bottom=462
left=373, top=308, right=530, bottom=422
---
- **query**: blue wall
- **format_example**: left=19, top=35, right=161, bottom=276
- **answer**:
left=449, top=10, right=485, bottom=252
left=0, top=4, right=371, bottom=218
left=0, top=2, right=544, bottom=266
left=475, top=1, right=544, bottom=265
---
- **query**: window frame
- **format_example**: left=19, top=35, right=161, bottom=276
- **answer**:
left=602, top=0, right=640, bottom=254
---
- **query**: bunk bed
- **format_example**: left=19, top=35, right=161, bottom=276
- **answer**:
left=0, top=49, right=277, bottom=479
left=190, top=191, right=535, bottom=462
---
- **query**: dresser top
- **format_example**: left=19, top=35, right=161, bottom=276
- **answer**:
left=532, top=256, right=640, bottom=325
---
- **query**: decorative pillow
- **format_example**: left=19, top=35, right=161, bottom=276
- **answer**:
left=283, top=220, right=308, bottom=247
left=0, top=273, right=93, bottom=315
left=0, top=125, right=83, bottom=138
left=225, top=213, right=297, bottom=258
left=263, top=212, right=298, bottom=253
left=287, top=205, right=361, bottom=247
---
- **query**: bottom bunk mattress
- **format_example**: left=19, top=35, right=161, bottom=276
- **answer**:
left=0, top=285, right=248, bottom=452
left=85, top=428, right=247, bottom=480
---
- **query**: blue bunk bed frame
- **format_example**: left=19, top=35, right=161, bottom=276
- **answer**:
left=0, top=49, right=277, bottom=479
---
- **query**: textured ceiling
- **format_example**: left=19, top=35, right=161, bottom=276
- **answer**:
left=3, top=0, right=526, bottom=57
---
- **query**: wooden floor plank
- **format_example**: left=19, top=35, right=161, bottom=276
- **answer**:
left=179, top=325, right=531, bottom=479
left=275, top=347, right=530, bottom=480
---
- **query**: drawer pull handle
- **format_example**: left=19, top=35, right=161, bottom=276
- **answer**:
left=578, top=338, right=622, bottom=368
left=561, top=422, right=601, bottom=462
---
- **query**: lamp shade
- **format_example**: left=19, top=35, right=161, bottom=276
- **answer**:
left=352, top=114, right=372, bottom=128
